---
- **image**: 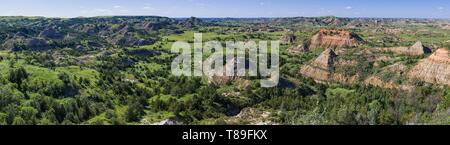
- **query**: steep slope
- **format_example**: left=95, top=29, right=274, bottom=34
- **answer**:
left=382, top=41, right=431, bottom=56
left=300, top=48, right=361, bottom=83
left=179, top=17, right=204, bottom=28
left=280, top=32, right=297, bottom=44
left=299, top=48, right=337, bottom=81
left=408, top=48, right=450, bottom=85
left=308, top=29, right=363, bottom=50
left=0, top=16, right=177, bottom=51
left=207, top=58, right=243, bottom=86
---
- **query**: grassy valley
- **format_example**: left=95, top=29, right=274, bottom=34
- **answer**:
left=0, top=16, right=449, bottom=125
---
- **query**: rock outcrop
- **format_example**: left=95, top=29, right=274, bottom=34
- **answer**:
left=207, top=58, right=243, bottom=86
left=225, top=108, right=277, bottom=125
left=383, top=41, right=431, bottom=56
left=439, top=23, right=450, bottom=30
left=300, top=48, right=337, bottom=81
left=308, top=29, right=362, bottom=50
left=300, top=48, right=360, bottom=83
left=180, top=17, right=203, bottom=28
left=288, top=44, right=308, bottom=54
left=280, top=33, right=296, bottom=44
left=74, top=24, right=100, bottom=36
left=142, top=22, right=166, bottom=31
left=408, top=48, right=450, bottom=85
left=134, top=38, right=155, bottom=46
left=365, top=76, right=396, bottom=89
left=410, top=41, right=430, bottom=52
left=0, top=16, right=177, bottom=50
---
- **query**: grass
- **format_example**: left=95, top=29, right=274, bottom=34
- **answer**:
left=0, top=50, right=9, bottom=57
left=142, top=111, right=175, bottom=124
left=0, top=60, right=60, bottom=83
left=165, top=31, right=233, bottom=42
left=24, top=65, right=60, bottom=83
left=142, top=30, right=284, bottom=51
left=133, top=62, right=163, bottom=73
left=0, top=59, right=99, bottom=87
left=55, top=66, right=99, bottom=80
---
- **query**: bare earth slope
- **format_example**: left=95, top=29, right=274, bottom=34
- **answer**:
left=409, top=48, right=450, bottom=85
left=308, top=29, right=362, bottom=50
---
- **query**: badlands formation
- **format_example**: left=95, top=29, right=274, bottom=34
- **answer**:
left=409, top=48, right=450, bottom=85
left=308, top=29, right=363, bottom=50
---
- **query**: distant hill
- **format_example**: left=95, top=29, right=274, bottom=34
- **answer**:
left=0, top=16, right=448, bottom=51
left=0, top=16, right=181, bottom=51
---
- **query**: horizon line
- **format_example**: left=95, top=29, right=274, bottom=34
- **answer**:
left=0, top=15, right=449, bottom=20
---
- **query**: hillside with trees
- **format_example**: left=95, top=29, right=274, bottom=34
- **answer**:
left=0, top=16, right=449, bottom=125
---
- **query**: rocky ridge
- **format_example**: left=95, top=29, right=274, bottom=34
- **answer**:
left=408, top=48, right=450, bottom=85
left=308, top=29, right=362, bottom=50
left=382, top=41, right=431, bottom=56
left=300, top=48, right=337, bottom=82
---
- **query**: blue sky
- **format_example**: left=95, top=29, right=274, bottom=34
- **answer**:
left=0, top=0, right=448, bottom=18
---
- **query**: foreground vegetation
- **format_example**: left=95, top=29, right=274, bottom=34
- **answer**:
left=0, top=16, right=448, bottom=125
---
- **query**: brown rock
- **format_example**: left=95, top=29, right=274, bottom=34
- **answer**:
left=280, top=32, right=296, bottom=44
left=288, top=44, right=308, bottom=54
left=308, top=29, right=362, bottom=50
left=312, top=48, right=337, bottom=69
left=300, top=48, right=337, bottom=81
left=225, top=108, right=276, bottom=125
left=300, top=48, right=361, bottom=83
left=382, top=41, right=431, bottom=56
left=408, top=48, right=450, bottom=85
left=429, top=48, right=450, bottom=62
left=207, top=58, right=242, bottom=86
left=364, top=76, right=397, bottom=89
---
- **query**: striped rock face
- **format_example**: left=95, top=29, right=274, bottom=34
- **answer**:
left=409, top=48, right=450, bottom=85
left=299, top=48, right=360, bottom=83
left=300, top=48, right=337, bottom=82
left=308, top=29, right=362, bottom=50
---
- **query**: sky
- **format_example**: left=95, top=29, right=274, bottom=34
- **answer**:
left=0, top=0, right=449, bottom=18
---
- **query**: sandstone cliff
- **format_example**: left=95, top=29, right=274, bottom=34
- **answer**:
left=408, top=48, right=450, bottom=85
left=300, top=48, right=337, bottom=81
left=300, top=48, right=361, bottom=83
left=308, top=29, right=362, bottom=50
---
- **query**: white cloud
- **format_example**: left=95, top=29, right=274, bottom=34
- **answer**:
left=345, top=6, right=353, bottom=10
left=259, top=2, right=265, bottom=6
left=113, top=5, right=121, bottom=9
